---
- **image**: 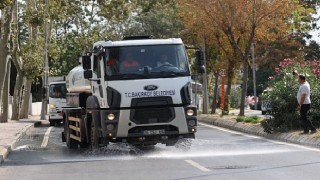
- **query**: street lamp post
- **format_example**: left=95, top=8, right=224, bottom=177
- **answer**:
left=251, top=43, right=257, bottom=110
left=40, top=0, right=49, bottom=120
left=202, top=36, right=209, bottom=114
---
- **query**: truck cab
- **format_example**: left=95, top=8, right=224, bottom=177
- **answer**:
left=63, top=37, right=202, bottom=149
left=48, top=81, right=67, bottom=126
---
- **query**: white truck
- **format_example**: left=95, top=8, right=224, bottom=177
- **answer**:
left=48, top=77, right=67, bottom=126
left=62, top=36, right=204, bottom=149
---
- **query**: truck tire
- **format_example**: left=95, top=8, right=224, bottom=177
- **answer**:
left=49, top=118, right=55, bottom=126
left=79, top=117, right=90, bottom=148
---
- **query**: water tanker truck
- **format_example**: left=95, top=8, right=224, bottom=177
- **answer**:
left=61, top=36, right=204, bottom=149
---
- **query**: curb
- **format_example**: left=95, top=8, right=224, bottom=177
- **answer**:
left=0, top=121, right=42, bottom=164
left=199, top=115, right=320, bottom=149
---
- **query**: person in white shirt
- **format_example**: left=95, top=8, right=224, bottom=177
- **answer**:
left=296, top=74, right=317, bottom=134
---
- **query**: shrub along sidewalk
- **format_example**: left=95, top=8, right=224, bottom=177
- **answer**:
left=199, top=113, right=320, bottom=149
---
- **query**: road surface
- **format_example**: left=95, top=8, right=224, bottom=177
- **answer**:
left=1, top=122, right=319, bottom=180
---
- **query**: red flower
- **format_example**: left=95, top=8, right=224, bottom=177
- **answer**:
left=274, top=67, right=280, bottom=73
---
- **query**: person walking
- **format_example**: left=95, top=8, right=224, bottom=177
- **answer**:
left=296, top=74, right=317, bottom=134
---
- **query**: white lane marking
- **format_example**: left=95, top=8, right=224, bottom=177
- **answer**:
left=199, top=122, right=320, bottom=152
left=185, top=160, right=211, bottom=172
left=41, top=127, right=53, bottom=148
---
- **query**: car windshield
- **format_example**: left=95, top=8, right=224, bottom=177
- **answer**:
left=49, top=83, right=67, bottom=98
left=105, top=44, right=190, bottom=80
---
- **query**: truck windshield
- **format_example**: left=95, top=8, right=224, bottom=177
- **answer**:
left=105, top=44, right=190, bottom=80
left=49, top=83, right=67, bottom=98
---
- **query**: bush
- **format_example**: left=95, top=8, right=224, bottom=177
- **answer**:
left=230, top=87, right=241, bottom=108
left=236, top=116, right=260, bottom=123
left=261, top=59, right=320, bottom=133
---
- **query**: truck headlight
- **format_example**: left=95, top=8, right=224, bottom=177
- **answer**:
left=107, top=113, right=115, bottom=120
left=49, top=104, right=55, bottom=109
left=186, top=109, right=194, bottom=116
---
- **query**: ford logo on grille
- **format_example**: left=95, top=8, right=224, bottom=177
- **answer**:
left=144, top=85, right=158, bottom=91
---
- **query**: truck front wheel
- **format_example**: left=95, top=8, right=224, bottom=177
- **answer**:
left=49, top=118, right=55, bottom=126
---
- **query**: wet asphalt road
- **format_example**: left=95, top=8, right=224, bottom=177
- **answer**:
left=0, top=122, right=320, bottom=180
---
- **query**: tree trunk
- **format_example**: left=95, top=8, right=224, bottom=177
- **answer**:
left=11, top=0, right=22, bottom=121
left=0, top=59, right=11, bottom=123
left=239, top=60, right=249, bottom=116
left=0, top=3, right=14, bottom=122
left=11, top=70, right=23, bottom=120
left=19, top=79, right=32, bottom=119
left=223, top=64, right=234, bottom=115
left=0, top=4, right=14, bottom=111
left=211, top=71, right=219, bottom=114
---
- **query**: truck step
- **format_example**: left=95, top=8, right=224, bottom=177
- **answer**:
left=70, top=134, right=81, bottom=142
left=68, top=116, right=81, bottom=123
left=69, top=125, right=80, bottom=132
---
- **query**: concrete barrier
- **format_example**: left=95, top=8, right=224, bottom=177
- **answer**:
left=6, top=102, right=46, bottom=118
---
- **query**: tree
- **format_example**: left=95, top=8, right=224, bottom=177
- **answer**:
left=304, top=40, right=320, bottom=61
left=178, top=0, right=311, bottom=115
left=0, top=1, right=15, bottom=123
left=130, top=0, right=183, bottom=38
left=11, top=0, right=23, bottom=120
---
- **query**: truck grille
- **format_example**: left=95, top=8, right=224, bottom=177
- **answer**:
left=130, top=97, right=175, bottom=124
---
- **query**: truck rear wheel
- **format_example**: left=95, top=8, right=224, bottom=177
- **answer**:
left=79, top=117, right=90, bottom=148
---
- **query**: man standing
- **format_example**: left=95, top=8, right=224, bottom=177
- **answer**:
left=297, top=75, right=317, bottom=134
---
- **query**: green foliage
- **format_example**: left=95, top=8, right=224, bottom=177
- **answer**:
left=230, top=86, right=241, bottom=108
left=261, top=59, right=320, bottom=133
left=304, top=40, right=320, bottom=60
left=0, top=0, right=12, bottom=9
left=25, top=5, right=45, bottom=27
left=20, top=38, right=44, bottom=80
left=236, top=116, right=260, bottom=124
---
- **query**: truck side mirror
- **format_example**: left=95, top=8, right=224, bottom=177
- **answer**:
left=198, top=65, right=206, bottom=74
left=82, top=55, right=91, bottom=70
left=84, top=70, right=93, bottom=79
left=195, top=50, right=205, bottom=74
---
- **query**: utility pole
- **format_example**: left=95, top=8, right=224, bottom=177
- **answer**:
left=251, top=43, right=257, bottom=110
left=202, top=36, right=209, bottom=114
left=40, top=0, right=49, bottom=120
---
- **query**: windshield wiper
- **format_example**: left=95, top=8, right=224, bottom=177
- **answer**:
left=153, top=71, right=187, bottom=77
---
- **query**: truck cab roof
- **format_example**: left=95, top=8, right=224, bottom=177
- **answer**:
left=49, top=81, right=66, bottom=85
left=93, top=38, right=183, bottom=48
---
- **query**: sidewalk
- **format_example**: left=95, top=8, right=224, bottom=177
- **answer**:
left=0, top=116, right=42, bottom=164
left=199, top=110, right=320, bottom=149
